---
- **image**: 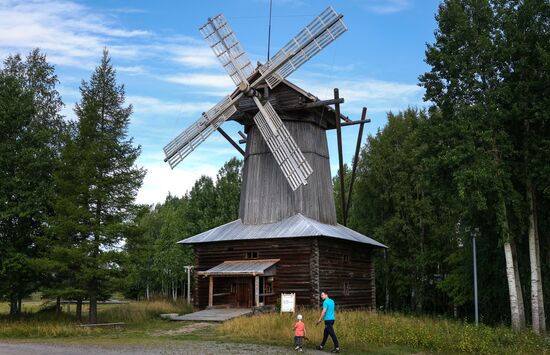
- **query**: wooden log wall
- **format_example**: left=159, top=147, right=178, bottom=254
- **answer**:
left=317, top=238, right=376, bottom=309
left=193, top=238, right=314, bottom=309
left=239, top=119, right=337, bottom=225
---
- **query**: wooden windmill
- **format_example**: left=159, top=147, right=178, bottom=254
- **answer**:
left=166, top=7, right=386, bottom=312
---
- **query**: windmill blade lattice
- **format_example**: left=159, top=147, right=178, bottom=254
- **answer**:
left=200, top=14, right=255, bottom=86
left=251, top=98, right=313, bottom=190
left=164, top=95, right=237, bottom=168
left=259, top=6, right=347, bottom=89
left=164, top=6, right=347, bottom=191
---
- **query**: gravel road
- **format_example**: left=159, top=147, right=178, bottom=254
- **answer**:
left=0, top=341, right=326, bottom=355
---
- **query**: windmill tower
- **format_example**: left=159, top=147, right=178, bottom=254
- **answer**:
left=166, top=7, right=386, bottom=311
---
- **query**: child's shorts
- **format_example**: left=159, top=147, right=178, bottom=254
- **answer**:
left=294, top=336, right=304, bottom=347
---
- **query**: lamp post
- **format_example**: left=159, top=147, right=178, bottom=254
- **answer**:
left=471, top=228, right=479, bottom=325
left=184, top=265, right=193, bottom=304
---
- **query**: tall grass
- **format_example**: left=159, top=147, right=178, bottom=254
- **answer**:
left=0, top=299, right=192, bottom=338
left=98, top=300, right=193, bottom=323
left=218, top=309, right=550, bottom=354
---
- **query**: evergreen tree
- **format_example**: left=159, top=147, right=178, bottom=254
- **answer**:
left=0, top=50, right=64, bottom=315
left=54, top=49, right=145, bottom=323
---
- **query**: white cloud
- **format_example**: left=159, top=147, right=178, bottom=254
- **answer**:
left=171, top=46, right=220, bottom=68
left=127, top=95, right=216, bottom=117
left=136, top=162, right=218, bottom=205
left=360, top=0, right=411, bottom=14
left=291, top=74, right=424, bottom=114
left=0, top=0, right=151, bottom=68
left=163, top=73, right=234, bottom=90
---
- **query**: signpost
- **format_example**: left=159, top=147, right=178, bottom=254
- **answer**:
left=281, top=293, right=296, bottom=314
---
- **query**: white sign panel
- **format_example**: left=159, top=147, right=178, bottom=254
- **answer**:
left=280, top=293, right=296, bottom=313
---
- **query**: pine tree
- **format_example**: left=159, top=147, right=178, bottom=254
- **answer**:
left=58, top=49, right=145, bottom=323
left=0, top=50, right=64, bottom=315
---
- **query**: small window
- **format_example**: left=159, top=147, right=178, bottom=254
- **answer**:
left=230, top=283, right=236, bottom=294
left=343, top=282, right=350, bottom=296
left=343, top=255, right=350, bottom=263
left=246, top=251, right=259, bottom=259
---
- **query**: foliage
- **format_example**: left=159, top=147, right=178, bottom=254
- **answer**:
left=49, top=49, right=145, bottom=323
left=0, top=49, right=64, bottom=314
left=124, top=158, right=243, bottom=300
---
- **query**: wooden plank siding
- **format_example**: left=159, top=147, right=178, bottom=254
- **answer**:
left=193, top=238, right=313, bottom=309
left=239, top=120, right=337, bottom=225
left=192, top=237, right=377, bottom=310
left=317, top=238, right=376, bottom=309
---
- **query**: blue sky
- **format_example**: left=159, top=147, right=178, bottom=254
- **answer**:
left=0, top=0, right=440, bottom=205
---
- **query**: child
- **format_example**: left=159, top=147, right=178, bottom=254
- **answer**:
left=293, top=314, right=306, bottom=352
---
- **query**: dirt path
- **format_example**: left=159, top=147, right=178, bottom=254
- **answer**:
left=0, top=341, right=325, bottom=354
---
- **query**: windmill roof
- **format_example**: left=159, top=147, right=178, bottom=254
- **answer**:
left=228, top=78, right=349, bottom=129
left=178, top=213, right=386, bottom=248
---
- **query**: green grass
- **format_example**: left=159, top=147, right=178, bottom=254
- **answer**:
left=218, top=309, right=550, bottom=354
left=2, top=300, right=549, bottom=354
left=0, top=299, right=193, bottom=339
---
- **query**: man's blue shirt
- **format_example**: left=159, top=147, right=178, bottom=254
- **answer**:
left=323, top=298, right=335, bottom=320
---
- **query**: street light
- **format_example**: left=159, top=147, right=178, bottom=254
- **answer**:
left=471, top=228, right=479, bottom=325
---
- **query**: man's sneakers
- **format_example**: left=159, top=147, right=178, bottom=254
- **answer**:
left=316, top=345, right=324, bottom=350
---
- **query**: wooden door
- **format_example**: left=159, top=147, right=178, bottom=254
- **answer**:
left=235, top=281, right=252, bottom=308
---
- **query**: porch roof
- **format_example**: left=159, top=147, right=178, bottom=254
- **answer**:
left=197, top=259, right=280, bottom=277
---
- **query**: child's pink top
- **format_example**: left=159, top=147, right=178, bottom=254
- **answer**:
left=294, top=321, right=305, bottom=336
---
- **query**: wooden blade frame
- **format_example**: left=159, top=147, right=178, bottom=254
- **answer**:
left=164, top=95, right=238, bottom=168
left=252, top=97, right=313, bottom=191
left=257, top=6, right=347, bottom=89
left=200, top=13, right=255, bottom=86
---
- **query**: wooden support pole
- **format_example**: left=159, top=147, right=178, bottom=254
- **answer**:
left=346, top=107, right=367, bottom=218
left=302, top=98, right=344, bottom=109
left=340, top=119, right=371, bottom=127
left=218, top=127, right=245, bottom=156
left=334, top=88, right=347, bottom=226
left=208, top=276, right=213, bottom=308
left=255, top=276, right=260, bottom=307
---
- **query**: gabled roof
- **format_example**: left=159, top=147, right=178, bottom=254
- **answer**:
left=178, top=213, right=386, bottom=248
left=197, top=259, right=279, bottom=277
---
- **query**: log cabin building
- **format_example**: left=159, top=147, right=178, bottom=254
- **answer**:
left=179, top=80, right=386, bottom=310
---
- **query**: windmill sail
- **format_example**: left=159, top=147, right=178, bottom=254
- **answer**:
left=164, top=96, right=237, bottom=168
left=251, top=98, right=313, bottom=190
left=259, top=6, right=347, bottom=89
left=200, top=14, right=255, bottom=86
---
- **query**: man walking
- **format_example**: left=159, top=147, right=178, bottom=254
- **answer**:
left=316, top=291, right=340, bottom=353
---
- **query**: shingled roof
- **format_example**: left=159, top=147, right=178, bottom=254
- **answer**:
left=178, top=213, right=386, bottom=248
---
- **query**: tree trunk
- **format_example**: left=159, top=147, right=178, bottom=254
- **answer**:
left=501, top=198, right=525, bottom=330
left=9, top=297, right=18, bottom=316
left=89, top=293, right=97, bottom=324
left=17, top=297, right=22, bottom=314
left=55, top=297, right=61, bottom=316
left=505, top=239, right=527, bottom=330
left=527, top=182, right=546, bottom=334
left=76, top=299, right=82, bottom=322
left=146, top=282, right=150, bottom=301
